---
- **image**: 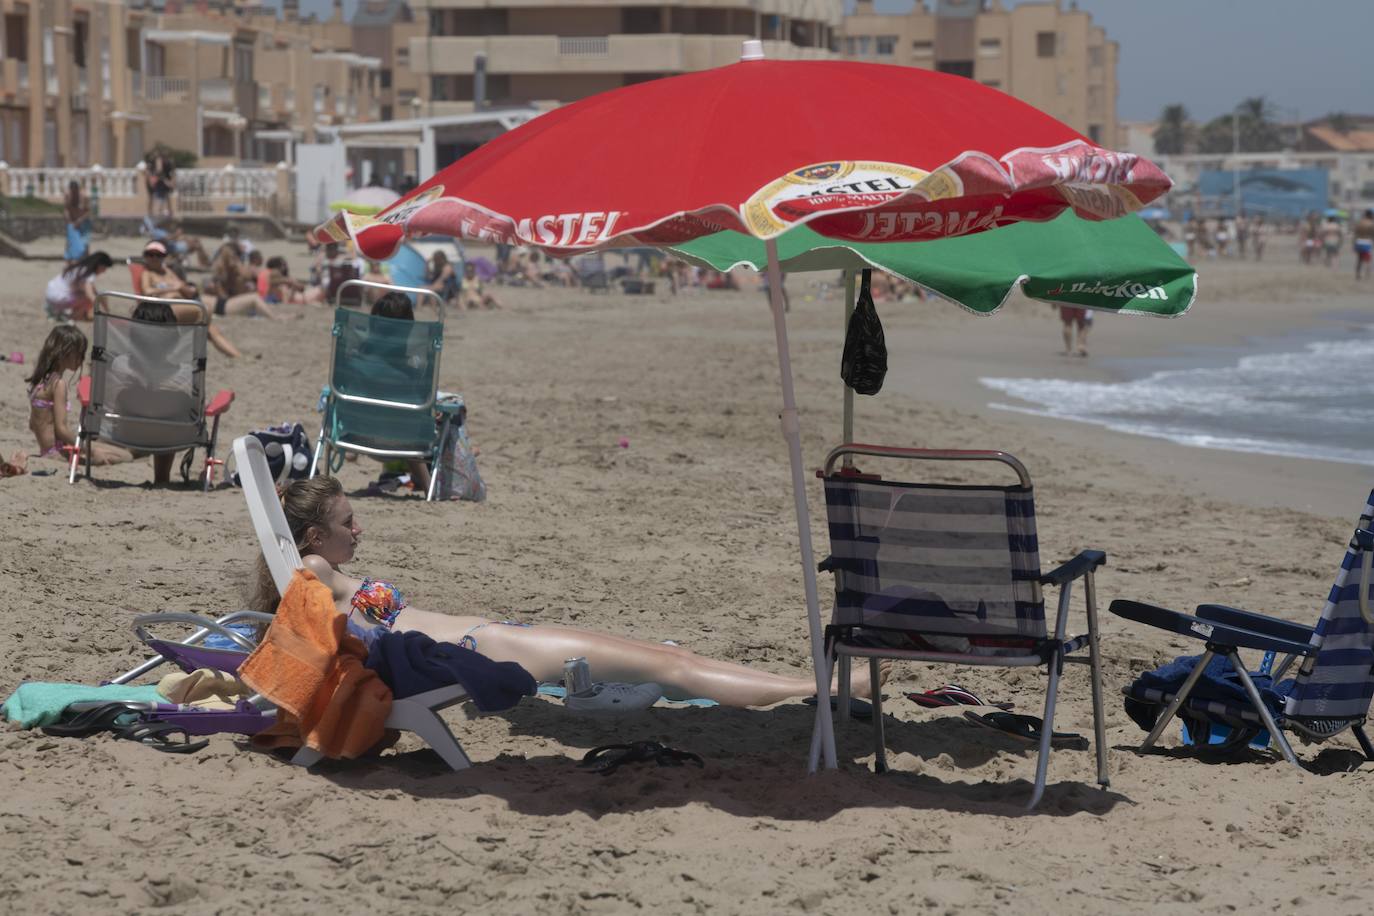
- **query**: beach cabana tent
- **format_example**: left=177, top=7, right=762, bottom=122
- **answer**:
left=309, top=45, right=1176, bottom=773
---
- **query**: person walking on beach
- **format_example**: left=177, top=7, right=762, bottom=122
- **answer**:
left=1321, top=214, right=1344, bottom=269
left=1249, top=214, right=1268, bottom=261
left=1058, top=306, right=1092, bottom=357
left=62, top=181, right=91, bottom=264
left=145, top=149, right=177, bottom=221
left=1353, top=210, right=1374, bottom=280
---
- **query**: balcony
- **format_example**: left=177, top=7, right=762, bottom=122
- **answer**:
left=200, top=78, right=234, bottom=108
left=411, top=34, right=834, bottom=75
left=146, top=75, right=191, bottom=103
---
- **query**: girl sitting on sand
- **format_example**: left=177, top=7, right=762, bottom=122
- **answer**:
left=252, top=475, right=885, bottom=708
left=135, top=240, right=242, bottom=359
left=24, top=325, right=125, bottom=465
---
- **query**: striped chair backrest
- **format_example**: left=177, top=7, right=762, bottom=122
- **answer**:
left=823, top=477, right=1045, bottom=639
left=1285, top=490, right=1374, bottom=721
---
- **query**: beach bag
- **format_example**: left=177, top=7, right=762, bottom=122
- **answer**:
left=435, top=398, right=486, bottom=502
left=840, top=269, right=887, bottom=396
left=232, top=423, right=312, bottom=487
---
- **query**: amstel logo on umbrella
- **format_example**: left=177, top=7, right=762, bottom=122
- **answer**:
left=743, top=161, right=961, bottom=237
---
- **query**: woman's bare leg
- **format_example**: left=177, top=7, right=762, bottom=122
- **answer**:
left=222, top=292, right=284, bottom=320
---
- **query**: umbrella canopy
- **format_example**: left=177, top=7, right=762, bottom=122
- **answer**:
left=670, top=211, right=1197, bottom=317
left=312, top=58, right=1169, bottom=260
left=310, top=48, right=1175, bottom=777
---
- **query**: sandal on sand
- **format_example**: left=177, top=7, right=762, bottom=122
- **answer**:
left=578, top=741, right=703, bottom=776
left=40, top=702, right=145, bottom=738
left=803, top=695, right=875, bottom=721
left=963, top=711, right=1089, bottom=751
left=906, top=684, right=1013, bottom=710
left=114, top=720, right=209, bottom=754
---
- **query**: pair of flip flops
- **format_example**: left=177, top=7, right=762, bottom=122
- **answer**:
left=906, top=684, right=1013, bottom=710
left=579, top=741, right=704, bottom=776
left=963, top=711, right=1089, bottom=751
left=41, top=703, right=208, bottom=754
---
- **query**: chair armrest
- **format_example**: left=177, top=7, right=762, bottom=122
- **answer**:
left=818, top=556, right=837, bottom=573
left=77, top=375, right=92, bottom=408
left=1109, top=599, right=1315, bottom=656
left=1194, top=604, right=1314, bottom=645
left=1040, top=550, right=1106, bottom=587
left=206, top=389, right=235, bottom=417
left=1356, top=529, right=1373, bottom=550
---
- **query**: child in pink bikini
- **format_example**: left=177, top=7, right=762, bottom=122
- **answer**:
left=24, top=325, right=126, bottom=465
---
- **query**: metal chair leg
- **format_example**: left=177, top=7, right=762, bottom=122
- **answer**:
left=1141, top=648, right=1215, bottom=751
left=837, top=653, right=851, bottom=723
left=1228, top=651, right=1299, bottom=766
left=1353, top=725, right=1374, bottom=761
left=1028, top=648, right=1062, bottom=810
left=870, top=657, right=887, bottom=773
left=1085, top=572, right=1110, bottom=787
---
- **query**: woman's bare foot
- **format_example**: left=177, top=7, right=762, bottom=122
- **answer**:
left=841, top=659, right=893, bottom=699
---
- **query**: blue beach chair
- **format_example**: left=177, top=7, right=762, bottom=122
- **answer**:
left=816, top=444, right=1109, bottom=808
left=311, top=279, right=461, bottom=501
left=1111, top=490, right=1374, bottom=767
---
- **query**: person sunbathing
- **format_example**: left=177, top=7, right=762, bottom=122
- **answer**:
left=135, top=241, right=243, bottom=359
left=251, top=475, right=886, bottom=708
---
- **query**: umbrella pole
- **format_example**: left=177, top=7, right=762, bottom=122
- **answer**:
left=841, top=269, right=857, bottom=467
left=763, top=239, right=837, bottom=772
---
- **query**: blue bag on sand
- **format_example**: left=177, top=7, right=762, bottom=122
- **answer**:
left=232, top=423, right=312, bottom=486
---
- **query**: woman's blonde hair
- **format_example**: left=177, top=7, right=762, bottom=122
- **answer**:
left=249, top=475, right=344, bottom=613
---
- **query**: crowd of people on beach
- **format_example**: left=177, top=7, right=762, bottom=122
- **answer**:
left=1181, top=208, right=1374, bottom=278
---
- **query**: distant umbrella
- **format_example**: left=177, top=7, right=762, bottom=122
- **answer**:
left=330, top=185, right=401, bottom=216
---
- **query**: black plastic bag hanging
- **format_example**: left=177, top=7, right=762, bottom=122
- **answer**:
left=840, top=269, right=887, bottom=396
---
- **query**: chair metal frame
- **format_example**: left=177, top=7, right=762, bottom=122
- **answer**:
left=310, top=279, right=453, bottom=501
left=69, top=290, right=230, bottom=491
left=1111, top=525, right=1374, bottom=769
left=819, top=443, right=1108, bottom=809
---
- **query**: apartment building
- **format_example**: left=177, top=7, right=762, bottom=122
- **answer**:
left=0, top=0, right=412, bottom=169
left=408, top=0, right=843, bottom=114
left=0, top=0, right=151, bottom=168
left=843, top=0, right=1118, bottom=148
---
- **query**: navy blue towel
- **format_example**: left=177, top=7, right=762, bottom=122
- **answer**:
left=366, top=630, right=536, bottom=713
left=1124, top=653, right=1294, bottom=731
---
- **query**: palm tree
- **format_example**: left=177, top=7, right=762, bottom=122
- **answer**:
left=1153, top=104, right=1192, bottom=155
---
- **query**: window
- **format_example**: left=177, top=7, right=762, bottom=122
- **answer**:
left=1088, top=45, right=1103, bottom=67
left=1087, top=124, right=1102, bottom=144
left=937, top=60, right=974, bottom=79
left=856, top=35, right=871, bottom=55
left=981, top=79, right=1001, bottom=89
left=126, top=27, right=140, bottom=70
left=145, top=41, right=165, bottom=77
left=234, top=44, right=253, bottom=83
left=73, top=19, right=87, bottom=68
left=912, top=39, right=933, bottom=55
left=875, top=35, right=897, bottom=55
left=4, top=14, right=26, bottom=63
left=978, top=37, right=1001, bottom=56
left=380, top=68, right=391, bottom=90
left=1036, top=31, right=1056, bottom=57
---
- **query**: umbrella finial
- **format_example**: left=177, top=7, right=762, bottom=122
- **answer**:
left=741, top=39, right=764, bottom=61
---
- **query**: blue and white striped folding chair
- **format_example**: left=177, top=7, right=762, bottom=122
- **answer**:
left=818, top=444, right=1108, bottom=809
left=1111, top=490, right=1374, bottom=767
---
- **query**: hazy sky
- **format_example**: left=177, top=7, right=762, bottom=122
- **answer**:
left=300, top=0, right=1372, bottom=123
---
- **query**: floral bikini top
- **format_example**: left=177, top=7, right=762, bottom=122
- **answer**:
left=350, top=578, right=406, bottom=629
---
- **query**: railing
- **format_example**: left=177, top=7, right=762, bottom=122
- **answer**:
left=558, top=36, right=609, bottom=56
left=146, top=75, right=190, bottom=102
left=44, top=63, right=57, bottom=95
left=1, top=166, right=285, bottom=216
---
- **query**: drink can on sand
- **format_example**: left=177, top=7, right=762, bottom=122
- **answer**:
left=563, top=657, right=591, bottom=697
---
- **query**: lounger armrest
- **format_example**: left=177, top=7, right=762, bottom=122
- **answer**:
left=77, top=376, right=92, bottom=408
left=1194, top=604, right=1314, bottom=645
left=206, top=389, right=235, bottom=417
left=1109, top=599, right=1316, bottom=656
left=1356, top=529, right=1373, bottom=550
left=1040, top=550, right=1106, bottom=587
left=818, top=555, right=838, bottom=573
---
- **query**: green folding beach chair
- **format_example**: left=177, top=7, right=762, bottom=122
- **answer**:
left=310, top=279, right=458, bottom=501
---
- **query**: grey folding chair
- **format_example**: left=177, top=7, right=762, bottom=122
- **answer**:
left=815, top=444, right=1108, bottom=809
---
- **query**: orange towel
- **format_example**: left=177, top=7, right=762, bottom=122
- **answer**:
left=239, top=569, right=394, bottom=759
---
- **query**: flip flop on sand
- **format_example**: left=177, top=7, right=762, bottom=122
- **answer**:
left=963, top=711, right=1089, bottom=751
left=40, top=702, right=144, bottom=738
left=906, top=684, right=1013, bottom=710
left=114, top=720, right=209, bottom=754
left=578, top=741, right=704, bottom=776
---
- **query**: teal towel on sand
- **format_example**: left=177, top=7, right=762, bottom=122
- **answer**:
left=2, top=682, right=167, bottom=728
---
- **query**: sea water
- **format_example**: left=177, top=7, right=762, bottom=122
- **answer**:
left=980, top=319, right=1374, bottom=467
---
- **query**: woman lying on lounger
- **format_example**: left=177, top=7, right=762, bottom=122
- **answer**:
left=251, top=476, right=885, bottom=708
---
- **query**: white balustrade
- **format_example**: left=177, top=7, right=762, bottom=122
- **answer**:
left=200, top=79, right=233, bottom=106
left=2, top=166, right=286, bottom=213
left=145, top=75, right=191, bottom=102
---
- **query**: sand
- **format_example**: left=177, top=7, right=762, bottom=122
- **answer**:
left=2, top=237, right=1374, bottom=914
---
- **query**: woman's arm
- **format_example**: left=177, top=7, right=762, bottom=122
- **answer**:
left=50, top=378, right=76, bottom=445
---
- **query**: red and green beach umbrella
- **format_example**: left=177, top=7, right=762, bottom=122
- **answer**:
left=311, top=48, right=1175, bottom=773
